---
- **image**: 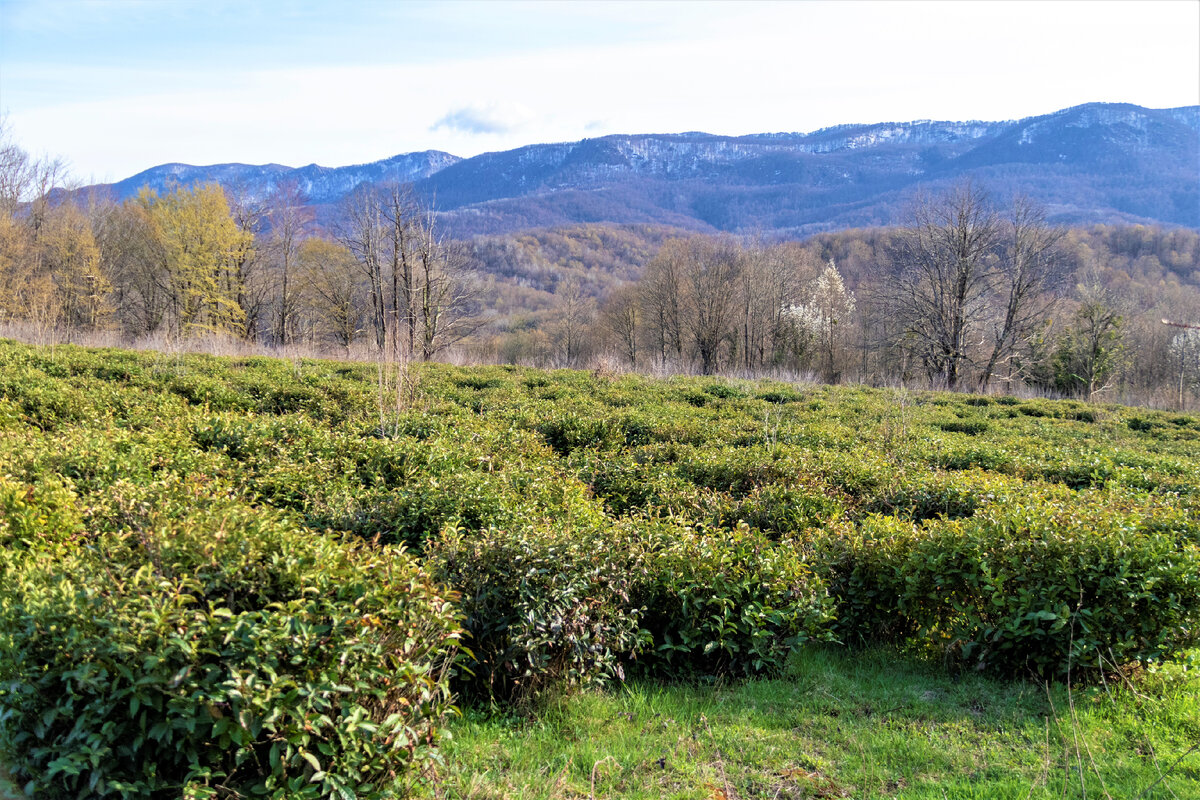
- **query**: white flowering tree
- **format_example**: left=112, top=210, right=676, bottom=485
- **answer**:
left=778, top=301, right=823, bottom=370
left=809, top=259, right=857, bottom=382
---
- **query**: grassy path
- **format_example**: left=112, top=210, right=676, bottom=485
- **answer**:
left=428, top=648, right=1200, bottom=799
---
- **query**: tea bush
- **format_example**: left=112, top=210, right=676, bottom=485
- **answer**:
left=865, top=468, right=1023, bottom=522
left=733, top=481, right=846, bottom=536
left=567, top=446, right=705, bottom=518
left=0, top=366, right=93, bottom=431
left=0, top=475, right=85, bottom=548
left=817, top=496, right=1200, bottom=676
left=897, top=500, right=1200, bottom=676
left=935, top=418, right=990, bottom=436
left=0, top=505, right=461, bottom=799
left=428, top=522, right=647, bottom=704
left=814, top=516, right=919, bottom=646
left=428, top=515, right=838, bottom=703
left=635, top=521, right=837, bottom=675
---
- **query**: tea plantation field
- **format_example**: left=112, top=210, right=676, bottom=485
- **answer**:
left=0, top=340, right=1197, bottom=798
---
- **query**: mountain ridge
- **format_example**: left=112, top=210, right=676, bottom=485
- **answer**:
left=109, top=149, right=461, bottom=205
left=87, top=102, right=1200, bottom=236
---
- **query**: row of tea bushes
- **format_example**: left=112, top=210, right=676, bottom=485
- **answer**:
left=820, top=490, right=1200, bottom=676
left=429, top=517, right=836, bottom=704
left=0, top=481, right=462, bottom=798
left=0, top=344, right=464, bottom=796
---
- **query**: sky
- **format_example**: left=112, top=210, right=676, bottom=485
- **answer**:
left=1, top=0, right=1198, bottom=184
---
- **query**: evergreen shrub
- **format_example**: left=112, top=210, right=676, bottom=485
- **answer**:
left=817, top=500, right=1200, bottom=677
left=636, top=521, right=837, bottom=675
left=0, top=505, right=461, bottom=799
left=897, top=502, right=1200, bottom=676
left=428, top=523, right=647, bottom=704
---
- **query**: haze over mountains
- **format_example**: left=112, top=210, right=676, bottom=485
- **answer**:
left=98, top=102, right=1199, bottom=237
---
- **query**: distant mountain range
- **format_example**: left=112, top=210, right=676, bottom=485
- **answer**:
left=93, top=103, right=1199, bottom=237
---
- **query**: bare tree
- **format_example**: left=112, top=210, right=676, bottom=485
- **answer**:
left=263, top=181, right=311, bottom=345
left=0, top=119, right=59, bottom=221
left=1167, top=325, right=1200, bottom=410
left=550, top=274, right=593, bottom=366
left=380, top=184, right=421, bottom=357
left=600, top=283, right=640, bottom=367
left=93, top=199, right=164, bottom=335
left=415, top=224, right=482, bottom=360
left=639, top=239, right=688, bottom=366
left=338, top=185, right=388, bottom=350
left=0, top=118, right=33, bottom=219
left=686, top=237, right=741, bottom=375
left=887, top=181, right=1001, bottom=389
left=978, top=196, right=1063, bottom=391
left=763, top=244, right=811, bottom=368
left=735, top=243, right=779, bottom=370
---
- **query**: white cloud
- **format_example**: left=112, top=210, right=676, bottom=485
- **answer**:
left=431, top=103, right=535, bottom=136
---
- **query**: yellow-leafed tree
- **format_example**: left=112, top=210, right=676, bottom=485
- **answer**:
left=40, top=203, right=111, bottom=331
left=0, top=213, right=55, bottom=330
left=138, top=183, right=253, bottom=338
left=298, top=237, right=362, bottom=349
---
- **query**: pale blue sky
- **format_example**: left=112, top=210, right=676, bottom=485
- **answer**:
left=2, top=0, right=1198, bottom=183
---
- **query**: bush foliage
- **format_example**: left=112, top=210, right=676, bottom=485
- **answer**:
left=2, top=340, right=1200, bottom=793
left=0, top=508, right=461, bottom=798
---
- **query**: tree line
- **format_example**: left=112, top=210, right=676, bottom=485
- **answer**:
left=0, top=124, right=478, bottom=361
left=533, top=185, right=1200, bottom=407
left=3, top=122, right=1199, bottom=407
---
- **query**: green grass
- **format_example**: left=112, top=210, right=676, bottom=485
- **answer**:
left=429, top=647, right=1200, bottom=799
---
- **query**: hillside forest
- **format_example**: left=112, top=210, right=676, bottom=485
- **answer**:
left=3, top=128, right=1200, bottom=408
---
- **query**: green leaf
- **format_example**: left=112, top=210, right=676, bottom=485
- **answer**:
left=300, top=750, right=322, bottom=773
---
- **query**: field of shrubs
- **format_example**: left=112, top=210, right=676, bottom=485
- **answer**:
left=0, top=340, right=1198, bottom=798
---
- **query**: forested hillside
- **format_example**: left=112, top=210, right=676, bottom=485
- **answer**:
left=468, top=213, right=1200, bottom=409
left=81, top=103, right=1200, bottom=237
